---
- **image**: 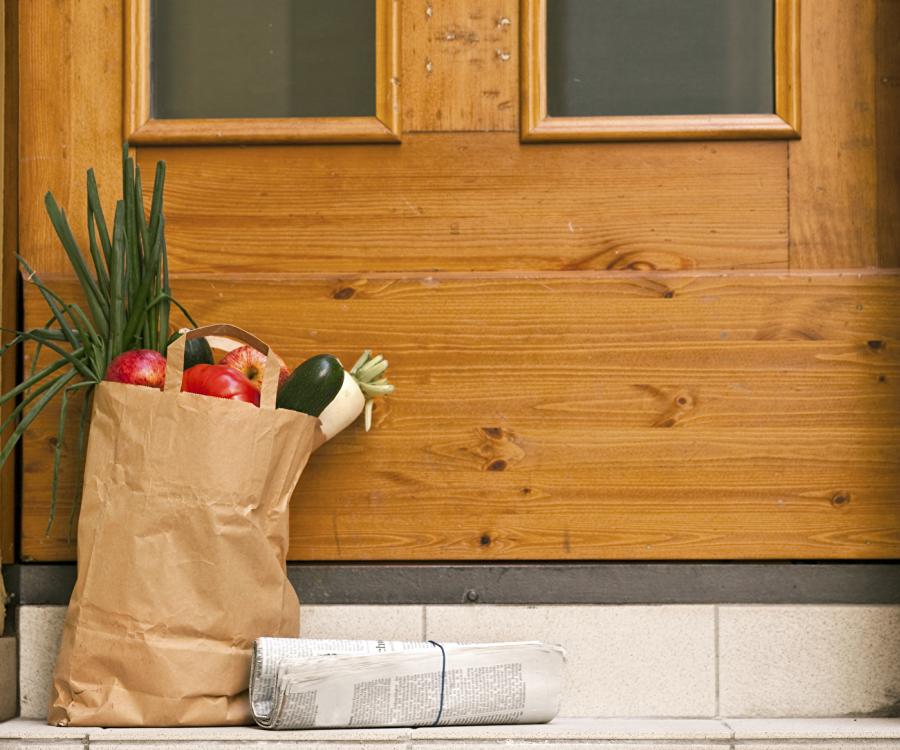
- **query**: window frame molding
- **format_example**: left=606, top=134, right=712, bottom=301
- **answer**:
left=124, top=0, right=401, bottom=145
left=520, top=0, right=801, bottom=142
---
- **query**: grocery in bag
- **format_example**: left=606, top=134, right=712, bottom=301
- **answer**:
left=49, top=325, right=323, bottom=727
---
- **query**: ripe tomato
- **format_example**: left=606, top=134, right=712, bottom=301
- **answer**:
left=181, top=364, right=260, bottom=406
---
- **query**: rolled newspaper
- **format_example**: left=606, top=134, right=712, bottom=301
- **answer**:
left=250, top=638, right=567, bottom=730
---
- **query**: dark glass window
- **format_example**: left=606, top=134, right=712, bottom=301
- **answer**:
left=546, top=0, right=775, bottom=117
left=152, top=0, right=376, bottom=119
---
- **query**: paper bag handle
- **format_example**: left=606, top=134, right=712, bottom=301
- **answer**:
left=165, top=324, right=282, bottom=410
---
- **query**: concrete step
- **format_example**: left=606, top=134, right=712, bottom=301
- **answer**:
left=2, top=717, right=900, bottom=750
left=17, top=604, right=900, bottom=720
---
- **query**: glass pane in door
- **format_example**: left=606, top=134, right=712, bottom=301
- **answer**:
left=152, top=0, right=376, bottom=119
left=546, top=0, right=775, bottom=117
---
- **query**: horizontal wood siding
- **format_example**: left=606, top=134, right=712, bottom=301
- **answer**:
left=125, top=138, right=789, bottom=275
left=19, top=273, right=900, bottom=561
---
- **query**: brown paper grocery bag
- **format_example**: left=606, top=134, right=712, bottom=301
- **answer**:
left=49, top=324, right=322, bottom=727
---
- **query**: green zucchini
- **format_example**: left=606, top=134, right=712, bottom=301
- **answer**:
left=276, top=354, right=344, bottom=417
left=183, top=336, right=214, bottom=369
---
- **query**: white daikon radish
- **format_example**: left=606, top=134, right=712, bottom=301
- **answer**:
left=318, top=350, right=394, bottom=441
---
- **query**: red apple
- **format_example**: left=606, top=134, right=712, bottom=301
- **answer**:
left=181, top=364, right=260, bottom=406
left=104, top=349, right=166, bottom=389
left=218, top=345, right=289, bottom=391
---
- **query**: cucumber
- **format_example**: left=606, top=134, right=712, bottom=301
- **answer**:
left=181, top=335, right=214, bottom=369
left=170, top=332, right=214, bottom=368
left=185, top=336, right=214, bottom=369
left=276, top=354, right=344, bottom=417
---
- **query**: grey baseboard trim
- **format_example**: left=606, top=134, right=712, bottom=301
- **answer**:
left=3, top=562, right=899, bottom=607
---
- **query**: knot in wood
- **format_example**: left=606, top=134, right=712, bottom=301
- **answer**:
left=831, top=492, right=851, bottom=507
left=674, top=393, right=694, bottom=409
left=332, top=287, right=355, bottom=300
left=475, top=426, right=524, bottom=470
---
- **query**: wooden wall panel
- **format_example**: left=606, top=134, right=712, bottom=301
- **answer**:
left=876, top=0, right=900, bottom=268
left=133, top=138, right=788, bottom=275
left=789, top=0, right=879, bottom=269
left=402, top=0, right=517, bottom=132
left=20, top=273, right=900, bottom=561
left=15, top=0, right=899, bottom=563
left=19, top=0, right=122, bottom=276
left=0, top=0, right=12, bottom=564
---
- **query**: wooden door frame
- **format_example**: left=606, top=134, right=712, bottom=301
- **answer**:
left=0, top=0, right=15, bottom=565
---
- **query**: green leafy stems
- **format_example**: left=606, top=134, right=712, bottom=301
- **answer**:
left=0, top=145, right=195, bottom=536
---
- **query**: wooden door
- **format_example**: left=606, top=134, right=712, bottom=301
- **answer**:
left=11, top=0, right=900, bottom=562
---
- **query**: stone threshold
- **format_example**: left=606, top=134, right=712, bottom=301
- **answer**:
left=2, top=717, right=900, bottom=748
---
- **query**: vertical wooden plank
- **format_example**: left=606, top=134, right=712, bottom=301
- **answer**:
left=789, top=0, right=878, bottom=268
left=123, top=0, right=150, bottom=140
left=16, top=0, right=122, bottom=559
left=519, top=0, right=543, bottom=139
left=402, top=0, right=517, bottom=132
left=0, top=0, right=12, bottom=565
left=773, top=0, right=801, bottom=135
left=877, top=0, right=900, bottom=267
left=375, top=0, right=402, bottom=137
left=19, top=0, right=122, bottom=276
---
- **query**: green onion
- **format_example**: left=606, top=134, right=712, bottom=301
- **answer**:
left=0, top=145, right=195, bottom=533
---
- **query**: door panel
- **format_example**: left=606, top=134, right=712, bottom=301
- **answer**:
left=15, top=0, right=900, bottom=562
left=136, top=138, right=787, bottom=274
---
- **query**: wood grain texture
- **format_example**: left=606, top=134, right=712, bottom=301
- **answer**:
left=123, top=0, right=148, bottom=141
left=523, top=114, right=799, bottom=143
left=521, top=0, right=800, bottom=142
left=19, top=0, right=123, bottom=276
left=126, top=136, right=788, bottom=275
left=128, top=117, right=401, bottom=146
left=0, top=0, right=12, bottom=564
left=877, top=0, right=900, bottom=268
left=13, top=0, right=895, bottom=565
left=774, top=0, right=802, bottom=136
left=376, top=0, right=402, bottom=137
left=789, top=0, right=878, bottom=269
left=402, top=0, right=517, bottom=131
left=20, top=272, right=900, bottom=561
